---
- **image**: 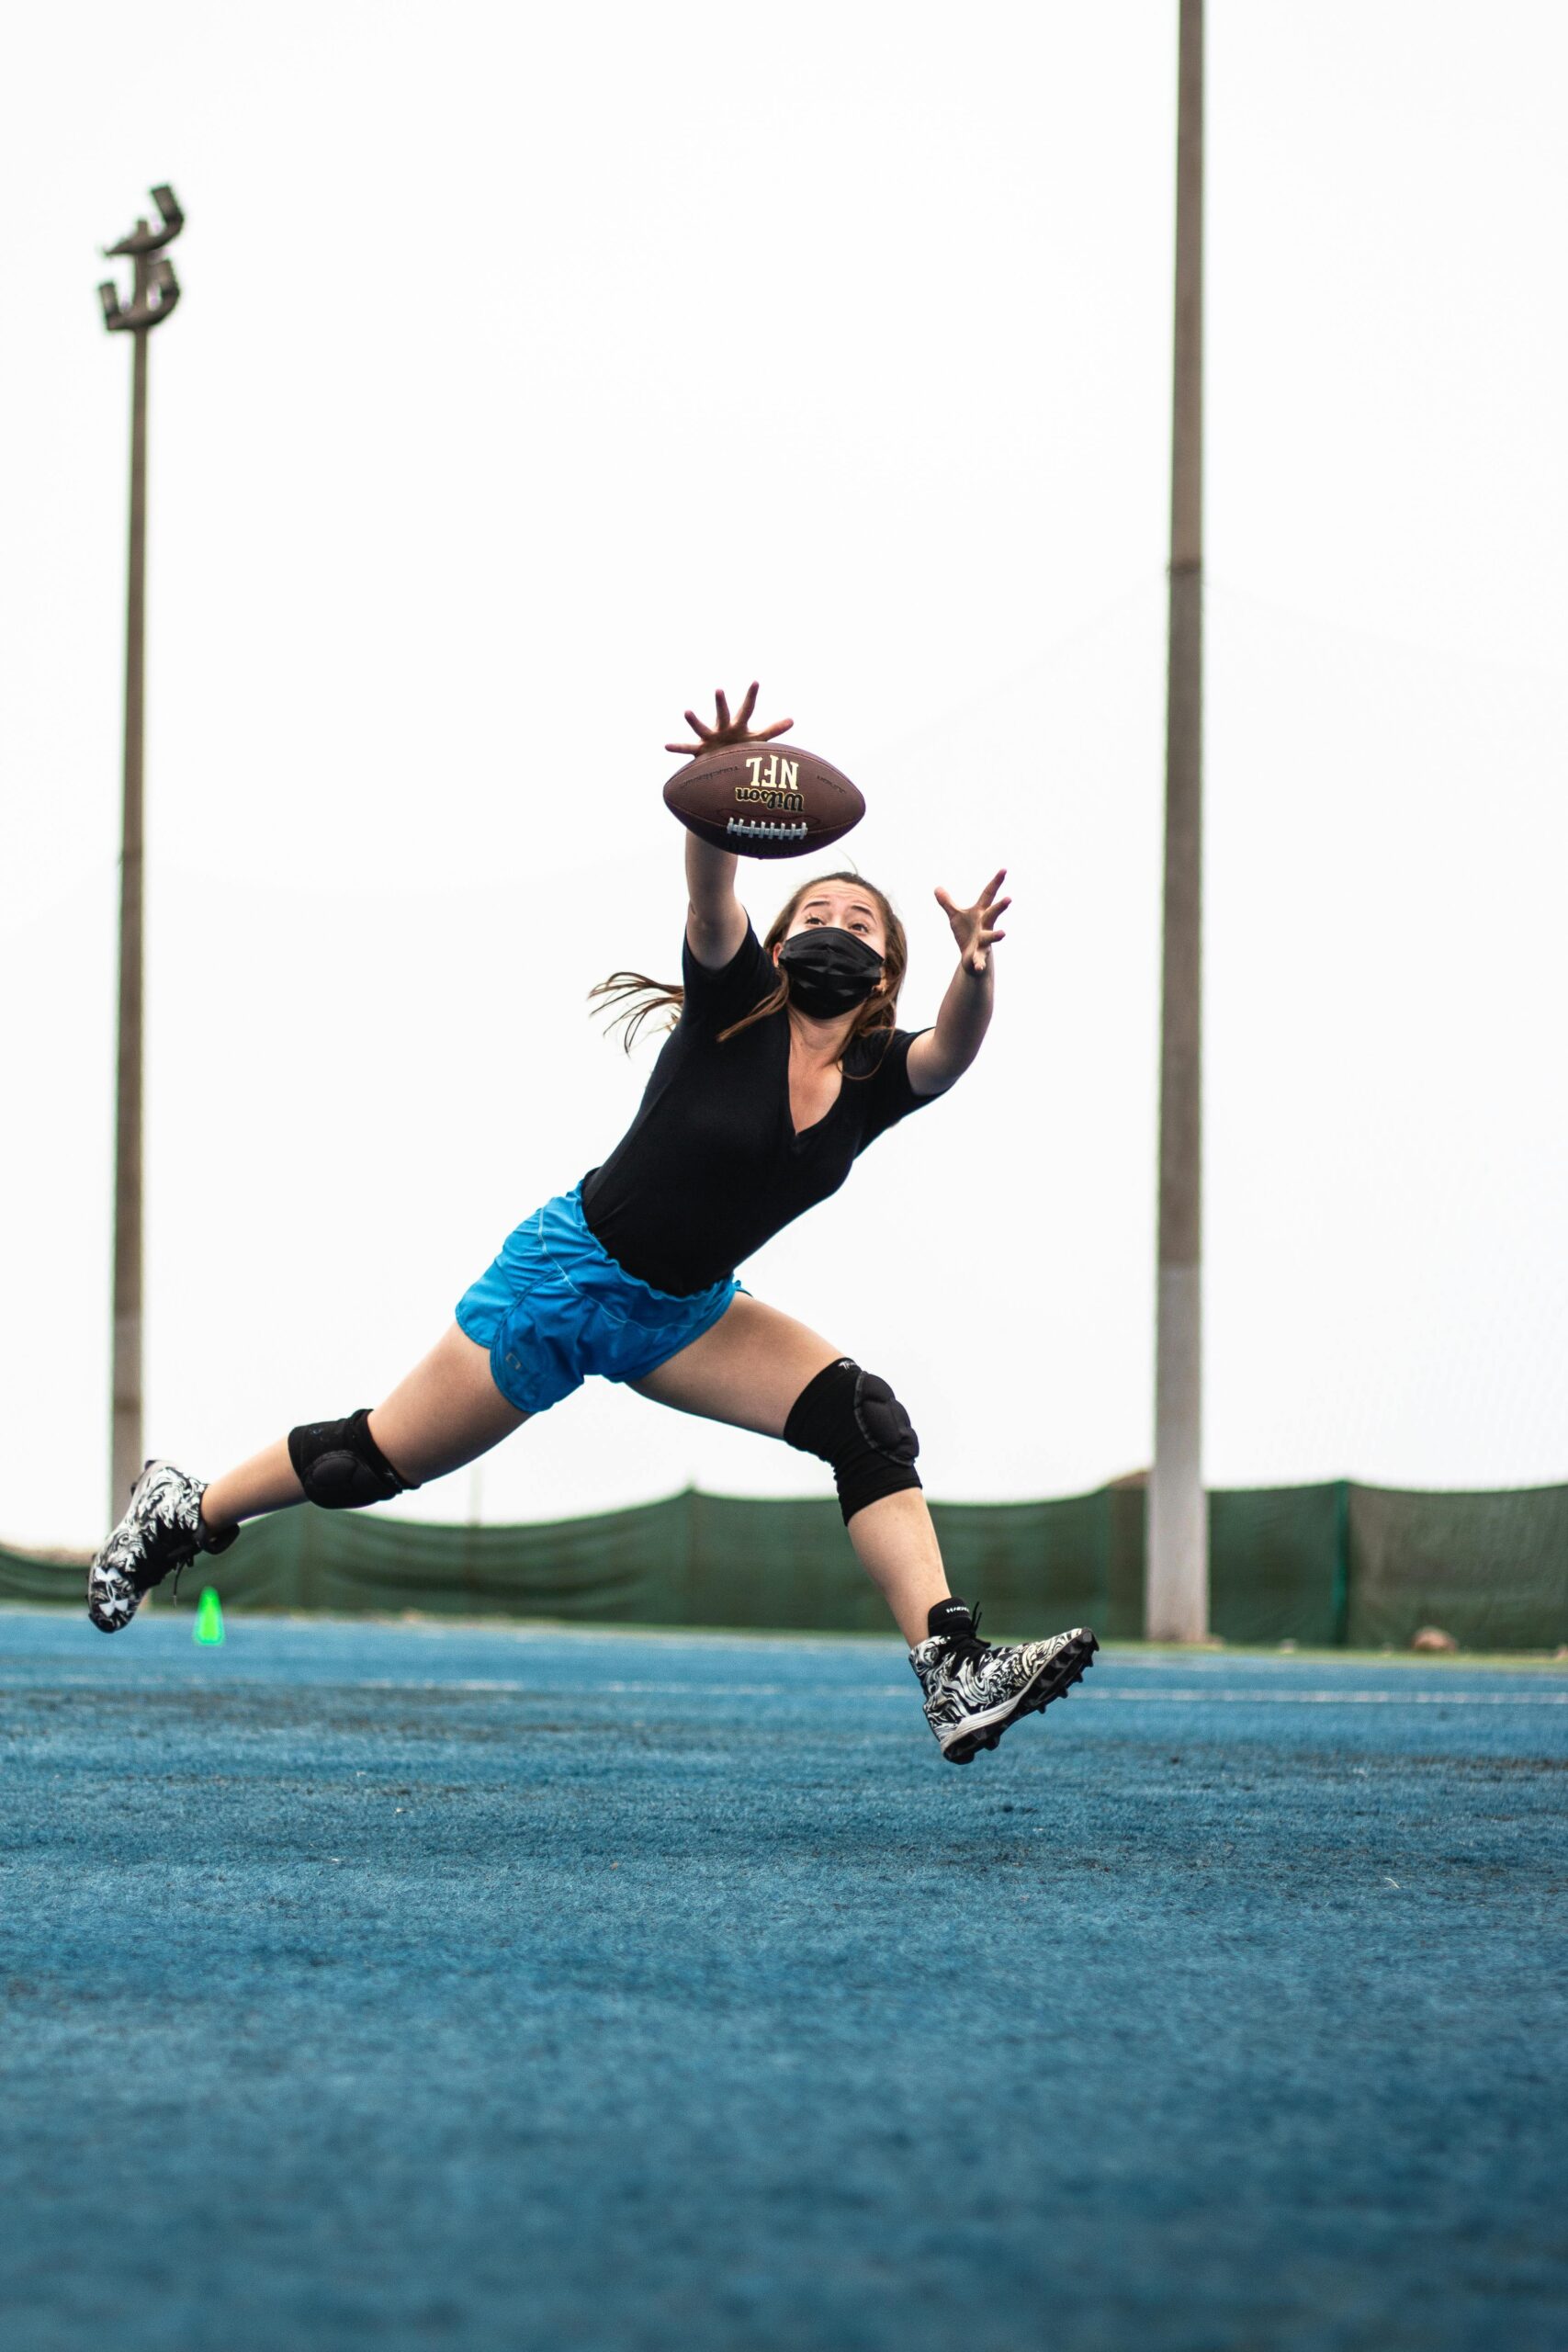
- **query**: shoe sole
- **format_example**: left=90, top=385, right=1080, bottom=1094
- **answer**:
left=941, top=1628, right=1100, bottom=1764
left=88, top=1541, right=201, bottom=1633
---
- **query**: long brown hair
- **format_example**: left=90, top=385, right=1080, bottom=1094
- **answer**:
left=590, top=870, right=908, bottom=1073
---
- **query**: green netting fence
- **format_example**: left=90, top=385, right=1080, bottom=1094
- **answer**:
left=4, top=1477, right=1564, bottom=1649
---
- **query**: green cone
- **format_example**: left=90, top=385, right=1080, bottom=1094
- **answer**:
left=193, top=1587, right=225, bottom=1646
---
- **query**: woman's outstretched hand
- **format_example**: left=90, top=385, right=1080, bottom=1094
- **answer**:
left=665, top=682, right=795, bottom=758
left=935, top=869, right=1010, bottom=975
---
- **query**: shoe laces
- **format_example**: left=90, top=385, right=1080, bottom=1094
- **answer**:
left=936, top=1608, right=989, bottom=1671
left=130, top=1535, right=198, bottom=1599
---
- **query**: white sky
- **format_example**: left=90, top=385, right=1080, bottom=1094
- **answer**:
left=2, top=1, right=1564, bottom=1550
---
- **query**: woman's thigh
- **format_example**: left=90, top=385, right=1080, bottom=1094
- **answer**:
left=627, top=1295, right=841, bottom=1439
left=368, top=1322, right=530, bottom=1485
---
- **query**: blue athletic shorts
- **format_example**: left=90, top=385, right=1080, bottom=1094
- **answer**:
left=454, top=1182, right=740, bottom=1416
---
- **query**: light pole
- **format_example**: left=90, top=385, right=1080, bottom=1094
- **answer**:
left=1147, top=3, right=1209, bottom=1643
left=100, top=184, right=183, bottom=1523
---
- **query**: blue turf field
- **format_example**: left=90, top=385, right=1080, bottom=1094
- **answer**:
left=2, top=1609, right=1564, bottom=2352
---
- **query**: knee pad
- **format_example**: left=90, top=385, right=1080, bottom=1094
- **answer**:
left=287, top=1407, right=419, bottom=1510
left=783, top=1357, right=921, bottom=1525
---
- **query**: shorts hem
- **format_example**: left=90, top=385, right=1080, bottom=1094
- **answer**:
left=454, top=1299, right=491, bottom=1351
left=602, top=1276, right=737, bottom=1385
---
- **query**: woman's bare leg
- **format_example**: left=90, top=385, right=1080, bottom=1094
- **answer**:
left=198, top=1438, right=306, bottom=1531
left=199, top=1324, right=528, bottom=1534
left=627, top=1295, right=950, bottom=1646
left=830, top=1487, right=948, bottom=1645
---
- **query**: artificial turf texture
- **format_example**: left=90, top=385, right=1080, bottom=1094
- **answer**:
left=2, top=1609, right=1564, bottom=2352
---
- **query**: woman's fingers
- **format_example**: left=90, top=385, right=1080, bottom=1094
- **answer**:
left=937, top=881, right=1010, bottom=915
left=671, top=684, right=792, bottom=752
left=668, top=722, right=791, bottom=754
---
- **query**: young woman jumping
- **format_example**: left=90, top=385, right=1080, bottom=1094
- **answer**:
left=87, top=685, right=1097, bottom=1763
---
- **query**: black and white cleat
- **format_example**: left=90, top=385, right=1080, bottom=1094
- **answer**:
left=87, top=1458, right=236, bottom=1634
left=909, top=1603, right=1099, bottom=1764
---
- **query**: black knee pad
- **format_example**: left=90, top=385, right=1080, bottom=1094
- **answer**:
left=287, top=1407, right=419, bottom=1510
left=783, top=1357, right=921, bottom=1525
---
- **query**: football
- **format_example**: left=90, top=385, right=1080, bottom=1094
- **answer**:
left=663, top=742, right=864, bottom=860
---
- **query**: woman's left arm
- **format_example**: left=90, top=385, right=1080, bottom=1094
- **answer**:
left=906, top=868, right=1010, bottom=1098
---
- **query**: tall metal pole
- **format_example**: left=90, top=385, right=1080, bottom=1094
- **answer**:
left=101, top=188, right=183, bottom=1523
left=113, top=248, right=150, bottom=1521
left=1147, top=0, right=1208, bottom=1643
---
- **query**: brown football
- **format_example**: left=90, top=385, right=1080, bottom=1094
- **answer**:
left=663, top=741, right=864, bottom=860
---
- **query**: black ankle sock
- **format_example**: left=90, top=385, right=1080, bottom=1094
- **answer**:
left=926, top=1598, right=974, bottom=1643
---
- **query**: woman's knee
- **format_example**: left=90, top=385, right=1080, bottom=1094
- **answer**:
left=782, top=1358, right=922, bottom=1525
left=289, top=1408, right=418, bottom=1508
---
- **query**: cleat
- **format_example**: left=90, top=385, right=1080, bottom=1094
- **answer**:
left=87, top=1458, right=237, bottom=1634
left=909, top=1601, right=1098, bottom=1764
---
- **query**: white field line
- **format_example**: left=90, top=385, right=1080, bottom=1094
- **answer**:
left=427, top=1679, right=1567, bottom=1706
left=1079, top=1690, right=1568, bottom=1706
left=6, top=1677, right=1566, bottom=1708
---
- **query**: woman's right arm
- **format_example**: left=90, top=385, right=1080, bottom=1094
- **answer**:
left=685, top=834, right=747, bottom=970
left=666, top=684, right=794, bottom=971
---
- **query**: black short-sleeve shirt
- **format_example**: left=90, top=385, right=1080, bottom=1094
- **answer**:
left=579, top=920, right=938, bottom=1295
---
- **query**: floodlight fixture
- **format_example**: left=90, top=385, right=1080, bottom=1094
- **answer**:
left=149, top=255, right=181, bottom=317
left=100, top=233, right=182, bottom=334
left=103, top=183, right=185, bottom=258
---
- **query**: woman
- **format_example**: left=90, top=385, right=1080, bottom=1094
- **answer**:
left=87, top=686, right=1097, bottom=1763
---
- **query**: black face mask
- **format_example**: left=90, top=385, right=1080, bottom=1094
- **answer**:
left=776, top=926, right=885, bottom=1017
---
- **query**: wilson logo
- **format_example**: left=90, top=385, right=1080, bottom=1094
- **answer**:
left=737, top=752, right=803, bottom=812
